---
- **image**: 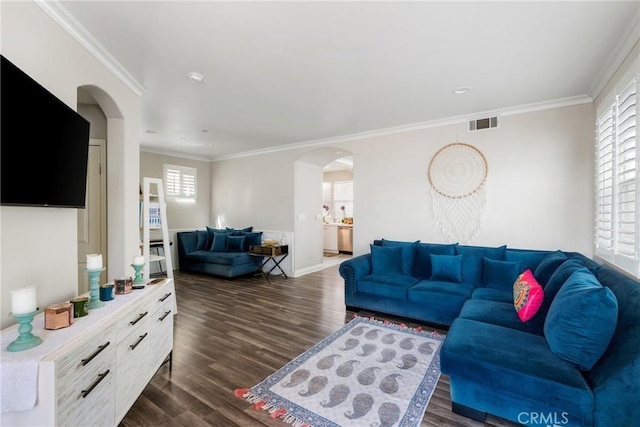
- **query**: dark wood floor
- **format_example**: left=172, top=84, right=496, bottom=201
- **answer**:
left=120, top=266, right=519, bottom=427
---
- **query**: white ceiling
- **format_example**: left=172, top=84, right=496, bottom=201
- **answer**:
left=57, top=1, right=639, bottom=161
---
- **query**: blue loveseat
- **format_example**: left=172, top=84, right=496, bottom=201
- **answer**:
left=177, top=226, right=262, bottom=278
left=338, top=239, right=640, bottom=426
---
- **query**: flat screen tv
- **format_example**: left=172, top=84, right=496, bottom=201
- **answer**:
left=1, top=55, right=90, bottom=208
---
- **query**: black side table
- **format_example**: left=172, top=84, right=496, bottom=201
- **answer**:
left=249, top=244, right=289, bottom=284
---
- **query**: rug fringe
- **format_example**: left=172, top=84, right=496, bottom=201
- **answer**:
left=234, top=389, right=312, bottom=426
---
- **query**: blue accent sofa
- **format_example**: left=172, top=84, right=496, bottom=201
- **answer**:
left=177, top=227, right=262, bottom=278
left=338, top=239, right=640, bottom=426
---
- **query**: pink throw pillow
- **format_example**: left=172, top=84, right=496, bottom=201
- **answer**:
left=513, top=269, right=544, bottom=322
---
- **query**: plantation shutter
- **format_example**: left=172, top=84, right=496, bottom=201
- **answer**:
left=163, top=164, right=197, bottom=200
left=614, top=78, right=638, bottom=272
left=596, top=104, right=615, bottom=259
left=595, top=62, right=639, bottom=276
left=165, top=168, right=181, bottom=197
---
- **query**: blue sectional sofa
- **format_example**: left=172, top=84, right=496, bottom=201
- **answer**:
left=338, top=239, right=640, bottom=426
left=177, top=227, right=262, bottom=278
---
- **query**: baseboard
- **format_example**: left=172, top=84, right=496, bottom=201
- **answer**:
left=293, top=263, right=324, bottom=278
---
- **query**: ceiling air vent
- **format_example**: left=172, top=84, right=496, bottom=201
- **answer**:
left=468, top=116, right=499, bottom=132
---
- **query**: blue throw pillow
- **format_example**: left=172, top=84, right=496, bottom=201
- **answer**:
left=195, top=230, right=208, bottom=251
left=241, top=231, right=263, bottom=251
left=543, top=268, right=618, bottom=371
left=456, top=245, right=507, bottom=284
left=534, top=250, right=568, bottom=286
left=483, top=258, right=521, bottom=290
left=206, top=226, right=226, bottom=249
left=210, top=232, right=228, bottom=252
left=226, top=235, right=246, bottom=252
left=413, top=243, right=457, bottom=279
left=370, top=244, right=404, bottom=275
left=540, top=259, right=584, bottom=313
left=381, top=239, right=420, bottom=276
left=429, top=254, right=462, bottom=283
left=226, top=226, right=253, bottom=232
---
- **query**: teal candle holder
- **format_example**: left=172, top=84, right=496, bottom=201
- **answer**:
left=7, top=310, right=43, bottom=352
left=131, top=263, right=145, bottom=289
left=86, top=267, right=105, bottom=309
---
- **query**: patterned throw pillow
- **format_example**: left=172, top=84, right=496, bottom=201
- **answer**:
left=513, top=269, right=544, bottom=322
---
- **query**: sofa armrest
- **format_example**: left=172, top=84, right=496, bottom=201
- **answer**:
left=339, top=253, right=372, bottom=306
left=177, top=231, right=197, bottom=269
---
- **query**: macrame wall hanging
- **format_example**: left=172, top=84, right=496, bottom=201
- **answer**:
left=428, top=142, right=488, bottom=243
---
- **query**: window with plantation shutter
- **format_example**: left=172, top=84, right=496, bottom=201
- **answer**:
left=163, top=164, right=197, bottom=200
left=595, top=62, right=638, bottom=276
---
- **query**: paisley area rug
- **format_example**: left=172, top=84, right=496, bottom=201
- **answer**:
left=235, top=316, right=445, bottom=427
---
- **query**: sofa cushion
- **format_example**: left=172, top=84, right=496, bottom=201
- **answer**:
left=381, top=239, right=420, bottom=276
left=195, top=230, right=208, bottom=251
left=370, top=244, right=404, bottom=275
left=441, top=319, right=594, bottom=414
left=534, top=250, right=568, bottom=286
left=357, top=274, right=419, bottom=299
left=430, top=254, right=462, bottom=283
left=513, top=269, right=544, bottom=322
left=455, top=245, right=506, bottom=284
left=413, top=243, right=457, bottom=280
left=540, top=259, right=585, bottom=313
left=187, top=251, right=254, bottom=266
left=408, top=280, right=474, bottom=299
left=544, top=269, right=618, bottom=371
left=226, top=235, right=246, bottom=252
left=239, top=231, right=263, bottom=251
left=471, top=287, right=514, bottom=303
left=206, top=226, right=226, bottom=248
left=210, top=232, right=229, bottom=252
left=459, top=299, right=545, bottom=335
left=483, top=258, right=520, bottom=290
left=505, top=249, right=549, bottom=273
left=226, top=226, right=253, bottom=232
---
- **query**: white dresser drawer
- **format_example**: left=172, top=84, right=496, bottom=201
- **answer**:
left=116, top=301, right=149, bottom=342
left=115, top=319, right=150, bottom=418
left=55, top=323, right=116, bottom=393
left=149, top=299, right=173, bottom=369
left=57, top=344, right=115, bottom=426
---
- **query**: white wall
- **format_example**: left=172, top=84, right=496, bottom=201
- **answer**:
left=1, top=2, right=141, bottom=328
left=209, top=102, right=595, bottom=275
left=294, top=160, right=324, bottom=273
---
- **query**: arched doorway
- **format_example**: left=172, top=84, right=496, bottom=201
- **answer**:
left=293, top=147, right=354, bottom=275
left=76, top=85, right=125, bottom=292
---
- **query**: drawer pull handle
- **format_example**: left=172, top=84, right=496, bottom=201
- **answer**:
left=159, top=292, right=172, bottom=302
left=130, top=333, right=148, bottom=350
left=81, top=370, right=110, bottom=398
left=81, top=342, right=110, bottom=366
left=159, top=310, right=172, bottom=321
left=129, top=311, right=148, bottom=326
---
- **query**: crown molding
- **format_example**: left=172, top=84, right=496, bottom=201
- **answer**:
left=34, top=0, right=146, bottom=97
left=140, top=147, right=212, bottom=162
left=210, top=94, right=593, bottom=162
left=590, top=9, right=640, bottom=99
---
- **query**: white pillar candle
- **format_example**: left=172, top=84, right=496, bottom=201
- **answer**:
left=133, top=255, right=145, bottom=266
left=86, top=254, right=103, bottom=270
left=11, top=287, right=37, bottom=315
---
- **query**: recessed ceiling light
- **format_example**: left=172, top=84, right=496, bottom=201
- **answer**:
left=145, top=129, right=156, bottom=134
left=187, top=72, right=204, bottom=83
left=201, top=129, right=209, bottom=133
left=452, top=87, right=471, bottom=95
